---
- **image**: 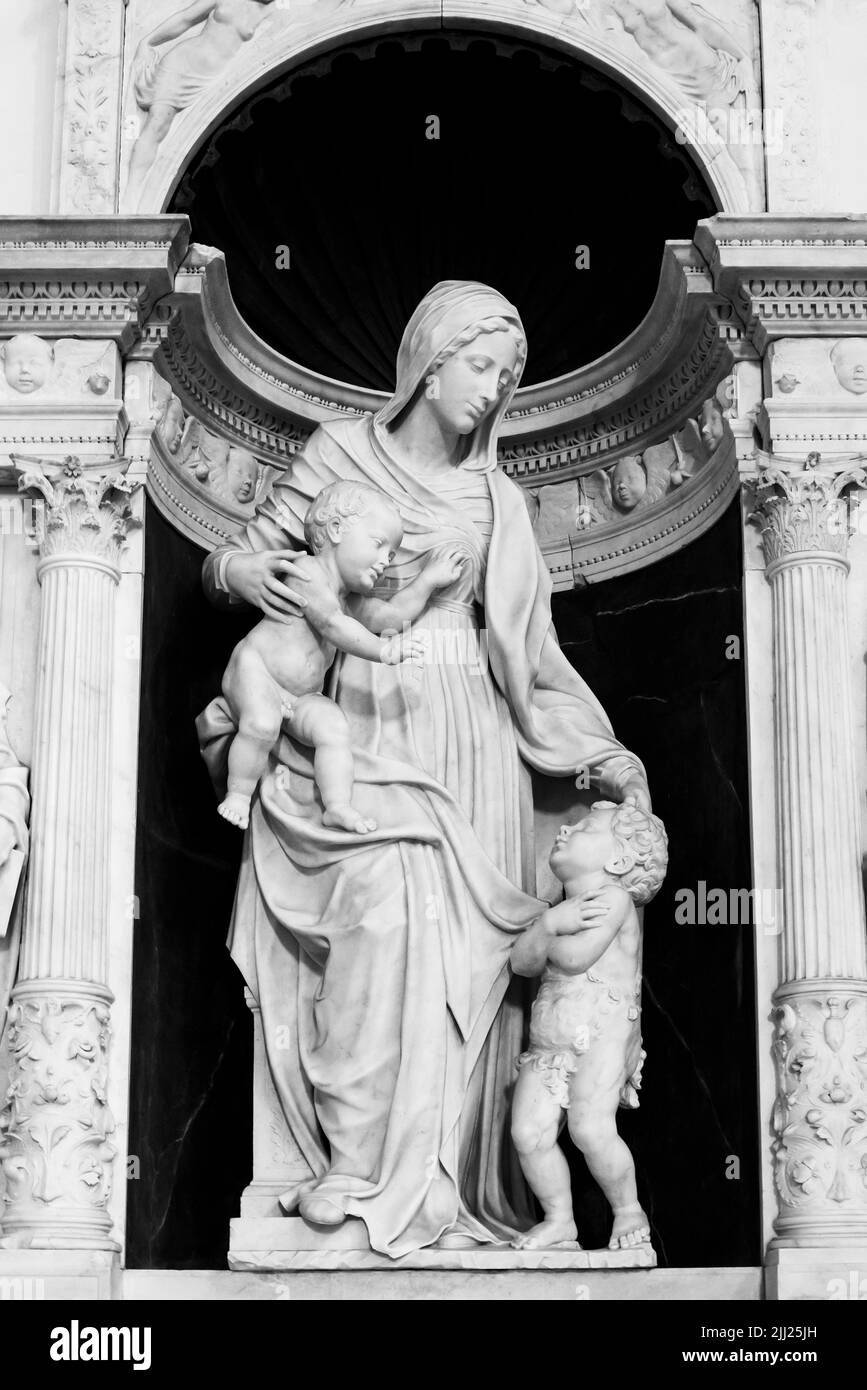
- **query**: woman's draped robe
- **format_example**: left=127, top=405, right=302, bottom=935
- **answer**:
left=200, top=417, right=647, bottom=1258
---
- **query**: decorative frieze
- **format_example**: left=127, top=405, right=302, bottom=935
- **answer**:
left=55, top=0, right=127, bottom=215
left=771, top=983, right=867, bottom=1245
left=0, top=217, right=189, bottom=351
left=757, top=0, right=819, bottom=215
left=0, top=983, right=117, bottom=1249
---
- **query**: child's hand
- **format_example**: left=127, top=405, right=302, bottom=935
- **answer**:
left=548, top=890, right=608, bottom=936
left=381, top=632, right=427, bottom=666
left=424, top=546, right=466, bottom=591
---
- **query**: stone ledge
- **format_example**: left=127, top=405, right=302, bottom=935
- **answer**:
left=121, top=1267, right=762, bottom=1302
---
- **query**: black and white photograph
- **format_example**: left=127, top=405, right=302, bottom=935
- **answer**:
left=0, top=0, right=865, bottom=1349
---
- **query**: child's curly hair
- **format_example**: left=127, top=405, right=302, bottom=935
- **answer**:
left=593, top=799, right=668, bottom=906
left=303, top=480, right=398, bottom=554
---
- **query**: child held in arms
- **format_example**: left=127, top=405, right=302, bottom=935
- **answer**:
left=212, top=480, right=464, bottom=833
left=510, top=797, right=668, bottom=1252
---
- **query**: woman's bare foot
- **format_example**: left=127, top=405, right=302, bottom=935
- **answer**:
left=299, top=1194, right=346, bottom=1227
left=608, top=1203, right=651, bottom=1250
left=512, top=1217, right=580, bottom=1250
left=218, top=791, right=251, bottom=828
left=323, top=803, right=376, bottom=834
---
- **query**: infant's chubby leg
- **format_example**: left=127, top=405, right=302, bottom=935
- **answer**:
left=219, top=650, right=284, bottom=830
left=566, top=1053, right=651, bottom=1251
left=289, top=693, right=376, bottom=835
left=510, top=1065, right=579, bottom=1250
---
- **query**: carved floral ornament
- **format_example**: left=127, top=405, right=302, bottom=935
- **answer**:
left=12, top=455, right=143, bottom=570
left=0, top=990, right=117, bottom=1232
left=745, top=452, right=867, bottom=571
left=772, top=987, right=867, bottom=1228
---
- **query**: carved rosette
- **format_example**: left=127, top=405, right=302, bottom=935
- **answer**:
left=771, top=983, right=867, bottom=1245
left=0, top=984, right=117, bottom=1249
left=16, top=456, right=141, bottom=574
left=748, top=459, right=867, bottom=574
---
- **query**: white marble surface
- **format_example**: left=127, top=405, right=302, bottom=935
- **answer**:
left=126, top=1266, right=759, bottom=1301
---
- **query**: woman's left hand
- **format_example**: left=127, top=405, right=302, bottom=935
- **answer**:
left=621, top=780, right=652, bottom=815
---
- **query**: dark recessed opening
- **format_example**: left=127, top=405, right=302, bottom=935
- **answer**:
left=171, top=33, right=716, bottom=389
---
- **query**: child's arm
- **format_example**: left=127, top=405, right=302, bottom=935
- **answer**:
left=304, top=583, right=424, bottom=665
left=511, top=890, right=610, bottom=978
left=352, top=547, right=466, bottom=634
left=545, top=888, right=632, bottom=976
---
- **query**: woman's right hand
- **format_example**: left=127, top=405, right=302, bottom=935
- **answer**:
left=225, top=550, right=311, bottom=623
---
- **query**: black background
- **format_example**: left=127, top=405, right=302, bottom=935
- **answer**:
left=172, top=33, right=715, bottom=388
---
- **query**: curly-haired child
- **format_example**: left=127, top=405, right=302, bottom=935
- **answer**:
left=509, top=797, right=668, bottom=1252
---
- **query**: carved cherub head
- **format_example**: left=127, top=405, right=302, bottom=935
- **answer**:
left=156, top=394, right=185, bottom=454
left=698, top=398, right=726, bottom=450
left=830, top=340, right=867, bottom=395
left=225, top=446, right=259, bottom=504
left=1, top=334, right=55, bottom=394
left=550, top=800, right=668, bottom=905
left=582, top=446, right=673, bottom=524
left=610, top=455, right=647, bottom=511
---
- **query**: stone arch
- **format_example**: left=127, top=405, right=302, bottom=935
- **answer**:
left=123, top=3, right=756, bottom=216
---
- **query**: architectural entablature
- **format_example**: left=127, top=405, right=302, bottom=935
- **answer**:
left=7, top=215, right=867, bottom=583
left=695, top=216, right=867, bottom=354
left=0, top=217, right=189, bottom=351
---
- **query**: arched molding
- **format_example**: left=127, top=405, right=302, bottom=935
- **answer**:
left=124, top=1, right=756, bottom=218
left=142, top=227, right=740, bottom=574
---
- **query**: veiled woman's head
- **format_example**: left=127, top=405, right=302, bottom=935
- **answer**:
left=377, top=281, right=527, bottom=471
left=423, top=319, right=524, bottom=437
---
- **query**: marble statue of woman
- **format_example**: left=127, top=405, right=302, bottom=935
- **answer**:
left=200, top=281, right=651, bottom=1258
left=0, top=684, right=29, bottom=1046
left=124, top=1, right=277, bottom=207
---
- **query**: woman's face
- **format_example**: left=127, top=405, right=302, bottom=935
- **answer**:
left=425, top=330, right=520, bottom=437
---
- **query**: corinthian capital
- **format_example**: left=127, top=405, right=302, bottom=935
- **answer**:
left=13, top=454, right=142, bottom=571
left=744, top=451, right=867, bottom=571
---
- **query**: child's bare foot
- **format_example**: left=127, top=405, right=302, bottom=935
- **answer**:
left=218, top=791, right=251, bottom=828
left=512, top=1217, right=580, bottom=1250
left=608, top=1203, right=651, bottom=1250
left=323, top=803, right=376, bottom=834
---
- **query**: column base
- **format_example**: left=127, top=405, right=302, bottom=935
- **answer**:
left=0, top=1249, right=120, bottom=1300
left=765, top=1247, right=867, bottom=1300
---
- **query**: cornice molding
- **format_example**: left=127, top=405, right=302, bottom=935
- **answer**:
left=0, top=216, right=190, bottom=350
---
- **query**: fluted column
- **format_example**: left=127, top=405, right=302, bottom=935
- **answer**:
left=749, top=458, right=867, bottom=1252
left=0, top=457, right=140, bottom=1250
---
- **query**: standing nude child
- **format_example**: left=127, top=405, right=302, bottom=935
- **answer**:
left=510, top=798, right=668, bottom=1252
left=213, top=479, right=463, bottom=833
